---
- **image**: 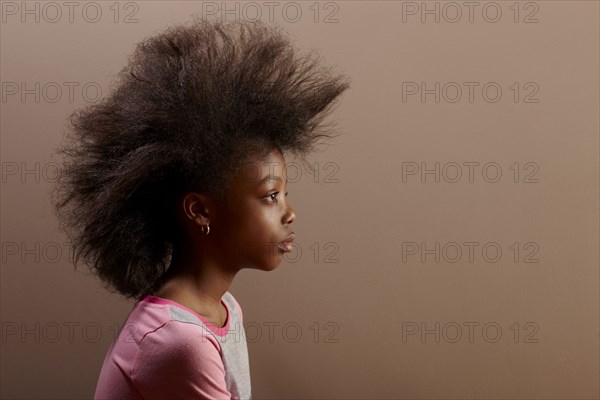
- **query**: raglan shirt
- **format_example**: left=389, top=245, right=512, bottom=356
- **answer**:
left=94, top=291, right=252, bottom=400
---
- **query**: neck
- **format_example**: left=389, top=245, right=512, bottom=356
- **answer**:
left=155, top=236, right=237, bottom=310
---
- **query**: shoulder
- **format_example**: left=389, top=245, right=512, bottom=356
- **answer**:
left=137, top=319, right=220, bottom=354
left=129, top=321, right=233, bottom=398
left=132, top=320, right=223, bottom=375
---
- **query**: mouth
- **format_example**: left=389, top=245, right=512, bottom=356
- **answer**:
left=278, top=233, right=295, bottom=253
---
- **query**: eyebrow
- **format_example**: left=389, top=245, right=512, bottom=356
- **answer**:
left=257, top=175, right=287, bottom=186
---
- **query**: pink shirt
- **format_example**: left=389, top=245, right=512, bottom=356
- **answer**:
left=94, top=291, right=252, bottom=399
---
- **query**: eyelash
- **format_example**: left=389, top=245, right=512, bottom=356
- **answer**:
left=267, top=191, right=288, bottom=203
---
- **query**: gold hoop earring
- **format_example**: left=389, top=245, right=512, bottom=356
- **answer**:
left=202, top=224, right=210, bottom=235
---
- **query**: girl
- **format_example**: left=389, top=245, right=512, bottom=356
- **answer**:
left=52, top=17, right=349, bottom=400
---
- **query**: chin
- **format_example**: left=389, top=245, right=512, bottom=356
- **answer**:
left=263, top=260, right=283, bottom=271
left=259, top=253, right=284, bottom=271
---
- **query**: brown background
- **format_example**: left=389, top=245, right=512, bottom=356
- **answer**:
left=1, top=1, right=598, bottom=399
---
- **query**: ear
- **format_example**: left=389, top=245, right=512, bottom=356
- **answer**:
left=180, top=192, right=214, bottom=227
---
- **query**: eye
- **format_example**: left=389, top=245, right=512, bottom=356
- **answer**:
left=265, top=192, right=288, bottom=204
left=265, top=191, right=289, bottom=204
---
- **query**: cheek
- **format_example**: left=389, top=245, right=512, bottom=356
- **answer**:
left=245, top=208, right=274, bottom=240
left=245, top=210, right=282, bottom=258
left=227, top=201, right=269, bottom=240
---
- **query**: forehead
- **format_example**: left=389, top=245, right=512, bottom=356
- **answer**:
left=233, top=148, right=287, bottom=189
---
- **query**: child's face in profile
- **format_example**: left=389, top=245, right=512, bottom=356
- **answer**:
left=216, top=147, right=296, bottom=271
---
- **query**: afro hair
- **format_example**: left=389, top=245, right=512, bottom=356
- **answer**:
left=51, top=17, right=350, bottom=300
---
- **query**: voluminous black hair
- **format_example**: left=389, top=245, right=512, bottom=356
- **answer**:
left=52, top=17, right=350, bottom=300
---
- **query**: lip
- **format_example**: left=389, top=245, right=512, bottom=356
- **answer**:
left=278, top=233, right=295, bottom=253
left=280, top=233, right=295, bottom=244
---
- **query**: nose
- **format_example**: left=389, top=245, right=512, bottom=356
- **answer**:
left=283, top=204, right=296, bottom=225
